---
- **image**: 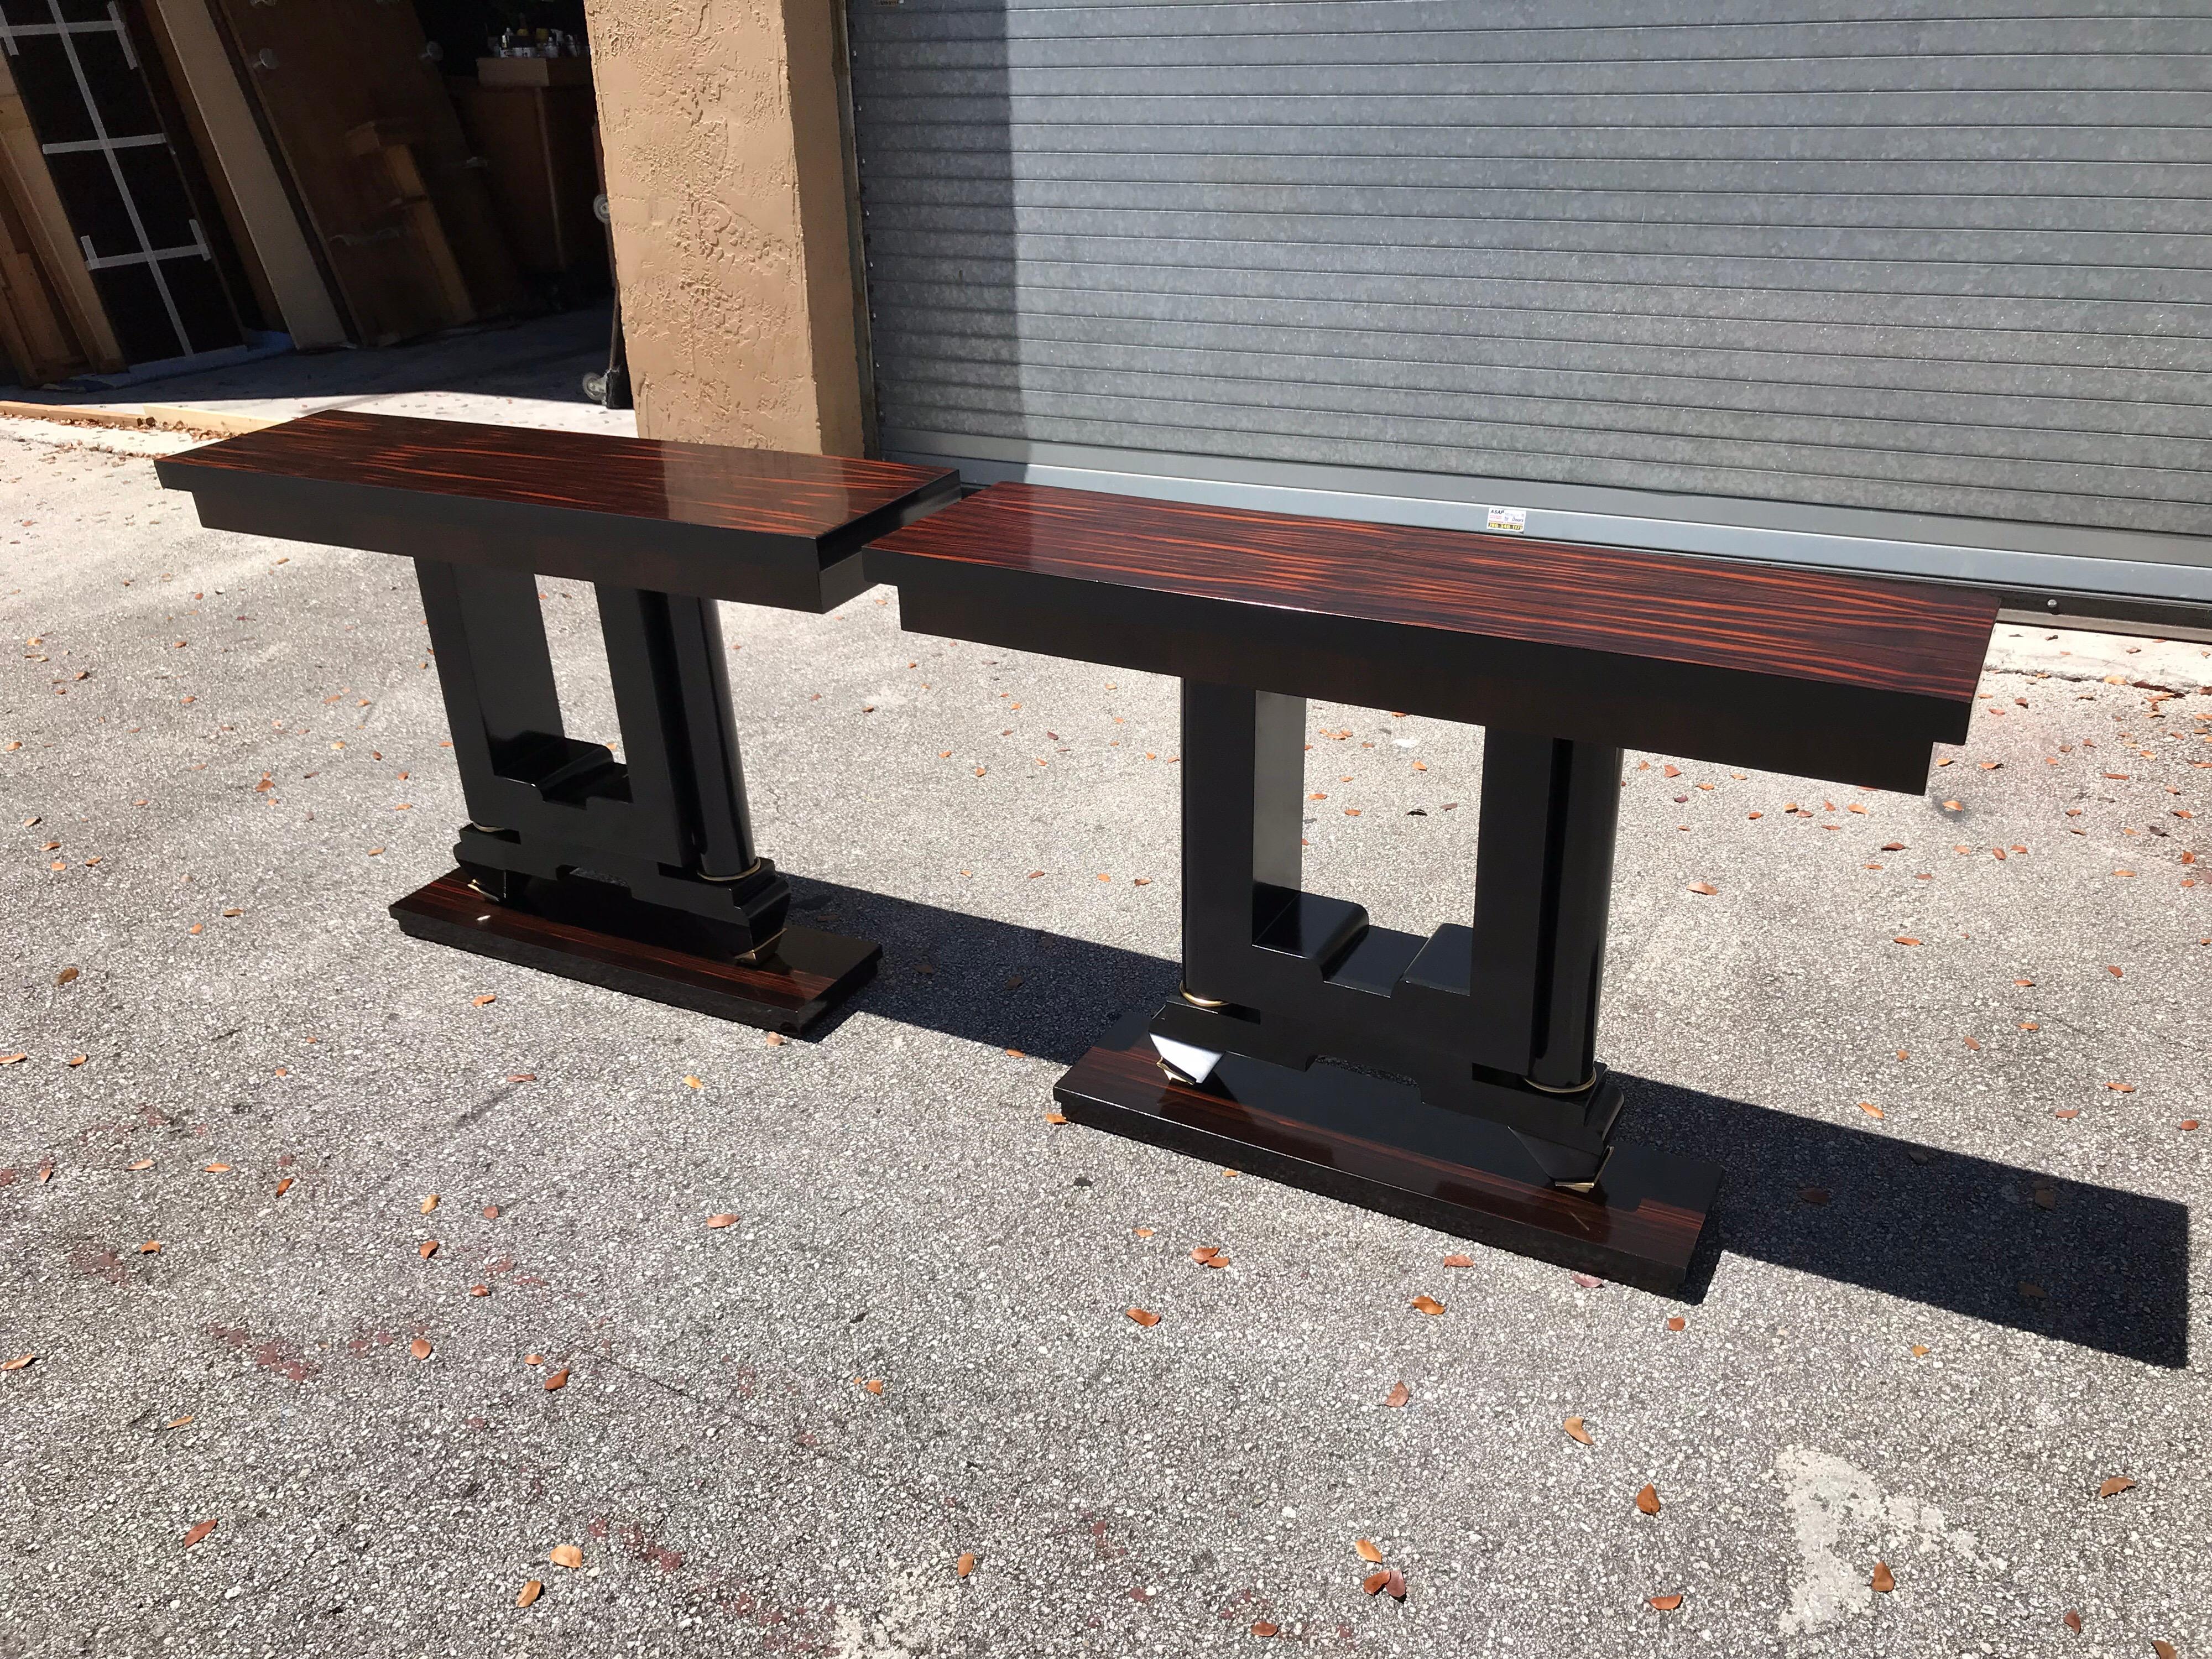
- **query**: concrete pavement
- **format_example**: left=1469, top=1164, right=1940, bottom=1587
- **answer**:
left=1, top=418, right=2206, bottom=1657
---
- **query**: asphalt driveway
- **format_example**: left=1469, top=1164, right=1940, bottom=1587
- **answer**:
left=2, top=420, right=2207, bottom=1657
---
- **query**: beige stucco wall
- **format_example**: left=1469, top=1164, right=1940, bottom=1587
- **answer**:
left=583, top=0, right=867, bottom=455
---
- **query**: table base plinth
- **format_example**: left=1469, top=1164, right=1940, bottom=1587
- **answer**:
left=1055, top=1013, right=1720, bottom=1295
left=390, top=869, right=878, bottom=1034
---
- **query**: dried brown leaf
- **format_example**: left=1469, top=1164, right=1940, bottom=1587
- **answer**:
left=420, top=1194, right=439, bottom=1214
left=409, top=1337, right=432, bottom=1360
left=2098, top=1475, right=2137, bottom=1499
left=1686, top=880, right=1718, bottom=896
left=1385, top=1568, right=1406, bottom=1599
left=1563, top=1416, right=1594, bottom=1445
left=1250, top=1621, right=1280, bottom=1637
left=1, top=1355, right=34, bottom=1372
left=954, top=1551, right=976, bottom=1578
left=139, top=1241, right=161, bottom=1255
left=1383, top=1382, right=1411, bottom=1408
left=2152, top=1641, right=2177, bottom=1659
left=548, top=1544, right=582, bottom=1569
left=274, top=1177, right=294, bottom=1196
left=418, top=1240, right=438, bottom=1259
left=128, top=1157, right=154, bottom=1171
left=516, top=1579, right=543, bottom=1607
left=544, top=1369, right=570, bottom=1391
left=1666, top=1316, right=1687, bottom=1332
left=2061, top=1610, right=2081, bottom=1634
left=1126, top=1307, right=1161, bottom=1327
left=863, top=1378, right=885, bottom=1395
left=182, top=1519, right=217, bottom=1548
left=1361, top=1570, right=1390, bottom=1597
left=1410, top=1294, right=1446, bottom=1316
left=1441, top=1254, right=1474, bottom=1268
left=705, top=1214, right=739, bottom=1229
left=1354, top=1538, right=1384, bottom=1563
left=1648, top=1594, right=1684, bottom=1611
left=1870, top=1562, right=1896, bottom=1593
left=1635, top=1484, right=1661, bottom=1516
left=471, top=994, right=497, bottom=1008
left=1858, top=1101, right=1885, bottom=1119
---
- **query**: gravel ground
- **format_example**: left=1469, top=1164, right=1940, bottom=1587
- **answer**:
left=2, top=421, right=2207, bottom=1658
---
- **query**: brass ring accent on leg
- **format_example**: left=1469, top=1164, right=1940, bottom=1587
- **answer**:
left=1524, top=1071, right=1599, bottom=1095
left=1180, top=985, right=1227, bottom=1009
left=700, top=858, right=765, bottom=884
left=466, top=822, right=507, bottom=834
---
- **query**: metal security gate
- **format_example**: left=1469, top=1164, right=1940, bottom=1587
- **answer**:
left=846, top=0, right=2212, bottom=620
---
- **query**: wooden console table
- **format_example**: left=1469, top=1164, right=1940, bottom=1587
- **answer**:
left=156, top=411, right=957, bottom=1032
left=867, top=484, right=1997, bottom=1291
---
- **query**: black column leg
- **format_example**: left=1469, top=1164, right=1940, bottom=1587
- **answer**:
left=1180, top=681, right=1304, bottom=1003
left=1468, top=731, right=1625, bottom=1182
left=1057, top=701, right=1718, bottom=1294
left=392, top=570, right=870, bottom=1031
left=414, top=557, right=564, bottom=836
left=660, top=593, right=759, bottom=882
left=1472, top=732, right=1623, bottom=1093
left=1526, top=738, right=1622, bottom=1093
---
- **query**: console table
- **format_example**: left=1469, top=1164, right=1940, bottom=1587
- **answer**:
left=155, top=411, right=957, bottom=1032
left=867, top=484, right=1997, bottom=1290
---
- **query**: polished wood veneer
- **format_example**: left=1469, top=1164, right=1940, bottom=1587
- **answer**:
left=869, top=483, right=1997, bottom=790
left=392, top=870, right=878, bottom=1033
left=1055, top=1016, right=1720, bottom=1294
left=156, top=410, right=959, bottom=612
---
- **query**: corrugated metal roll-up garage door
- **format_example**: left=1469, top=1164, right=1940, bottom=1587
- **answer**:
left=844, top=0, right=2212, bottom=619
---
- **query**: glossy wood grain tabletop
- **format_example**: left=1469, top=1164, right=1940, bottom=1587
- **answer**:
left=163, top=410, right=957, bottom=546
left=870, top=483, right=1997, bottom=702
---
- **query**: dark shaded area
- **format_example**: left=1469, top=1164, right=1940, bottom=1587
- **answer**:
left=788, top=878, right=1179, bottom=1069
left=791, top=879, right=2190, bottom=1368
left=1627, top=1075, right=2189, bottom=1369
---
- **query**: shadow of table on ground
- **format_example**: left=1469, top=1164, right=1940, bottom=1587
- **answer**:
left=1627, top=1075, right=2189, bottom=1369
left=790, top=880, right=2188, bottom=1369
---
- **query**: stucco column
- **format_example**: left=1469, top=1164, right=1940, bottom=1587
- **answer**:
left=583, top=0, right=868, bottom=455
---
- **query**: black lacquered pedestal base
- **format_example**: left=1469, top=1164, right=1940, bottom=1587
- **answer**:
left=1055, top=1013, right=1721, bottom=1295
left=391, top=870, right=879, bottom=1034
